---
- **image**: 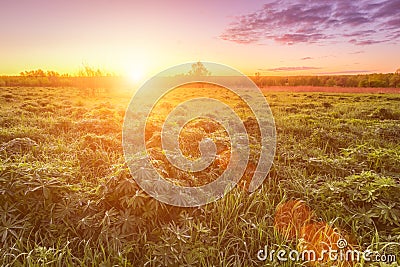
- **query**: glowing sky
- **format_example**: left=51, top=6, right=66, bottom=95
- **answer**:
left=1, top=0, right=399, bottom=77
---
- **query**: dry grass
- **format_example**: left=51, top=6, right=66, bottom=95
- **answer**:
left=0, top=86, right=399, bottom=266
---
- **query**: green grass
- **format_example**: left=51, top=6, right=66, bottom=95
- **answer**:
left=0, top=87, right=399, bottom=266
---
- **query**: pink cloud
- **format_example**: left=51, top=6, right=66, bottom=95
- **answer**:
left=220, top=0, right=400, bottom=46
left=263, top=66, right=321, bottom=72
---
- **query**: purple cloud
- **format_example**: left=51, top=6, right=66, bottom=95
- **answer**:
left=275, top=33, right=328, bottom=44
left=220, top=0, right=400, bottom=46
left=301, top=57, right=313, bottom=60
left=349, top=39, right=387, bottom=45
left=349, top=51, right=365, bottom=54
left=264, top=66, right=321, bottom=72
left=317, top=70, right=373, bottom=75
left=372, top=0, right=400, bottom=18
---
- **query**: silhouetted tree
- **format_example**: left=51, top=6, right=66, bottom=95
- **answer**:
left=390, top=72, right=400, bottom=87
left=187, top=61, right=211, bottom=76
left=77, top=64, right=113, bottom=96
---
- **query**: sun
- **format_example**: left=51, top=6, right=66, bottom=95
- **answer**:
left=127, top=67, right=144, bottom=84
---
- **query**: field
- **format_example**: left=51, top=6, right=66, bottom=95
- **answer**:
left=0, top=86, right=399, bottom=266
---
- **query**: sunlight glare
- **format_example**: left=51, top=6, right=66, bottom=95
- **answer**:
left=127, top=67, right=144, bottom=84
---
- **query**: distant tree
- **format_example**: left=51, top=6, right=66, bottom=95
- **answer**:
left=307, top=76, right=321, bottom=86
left=390, top=73, right=400, bottom=88
left=358, top=78, right=369, bottom=88
left=254, top=72, right=264, bottom=87
left=78, top=64, right=103, bottom=77
left=20, top=69, right=46, bottom=77
left=326, top=78, right=336, bottom=87
left=187, top=61, right=211, bottom=76
left=36, top=69, right=45, bottom=77
left=46, top=71, right=60, bottom=77
left=77, top=64, right=110, bottom=96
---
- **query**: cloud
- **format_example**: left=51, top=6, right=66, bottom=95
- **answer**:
left=372, top=0, right=400, bottom=19
left=349, top=51, right=365, bottom=54
left=263, top=66, right=321, bottom=72
left=275, top=33, right=328, bottom=44
left=343, top=30, right=376, bottom=38
left=317, top=70, right=373, bottom=75
left=220, top=0, right=400, bottom=46
left=349, top=39, right=387, bottom=45
left=301, top=57, right=313, bottom=60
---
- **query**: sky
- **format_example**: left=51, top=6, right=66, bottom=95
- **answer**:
left=1, top=0, right=399, bottom=78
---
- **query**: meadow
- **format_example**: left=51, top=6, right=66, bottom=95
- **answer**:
left=0, top=85, right=399, bottom=266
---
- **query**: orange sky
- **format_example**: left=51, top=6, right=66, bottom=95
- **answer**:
left=1, top=0, right=399, bottom=79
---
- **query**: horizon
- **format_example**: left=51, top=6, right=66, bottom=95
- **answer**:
left=1, top=0, right=399, bottom=80
left=2, top=69, right=399, bottom=78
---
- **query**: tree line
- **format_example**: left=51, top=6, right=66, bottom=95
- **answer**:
left=0, top=66, right=128, bottom=96
left=177, top=62, right=400, bottom=88
left=251, top=70, right=400, bottom=88
left=1, top=67, right=399, bottom=92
